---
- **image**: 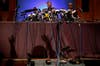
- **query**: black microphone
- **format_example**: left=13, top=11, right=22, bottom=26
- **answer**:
left=15, top=5, right=20, bottom=11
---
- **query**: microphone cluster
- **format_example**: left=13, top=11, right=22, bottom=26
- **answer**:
left=25, top=8, right=79, bottom=22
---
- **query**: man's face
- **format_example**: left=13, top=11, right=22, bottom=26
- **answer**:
left=47, top=2, right=52, bottom=8
left=68, top=3, right=73, bottom=9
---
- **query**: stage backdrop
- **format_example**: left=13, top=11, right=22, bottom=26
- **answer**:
left=16, top=0, right=74, bottom=21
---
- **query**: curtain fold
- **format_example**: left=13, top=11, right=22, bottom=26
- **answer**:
left=0, top=22, right=100, bottom=58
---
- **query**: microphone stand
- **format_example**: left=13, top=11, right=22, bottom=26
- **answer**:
left=78, top=8, right=86, bottom=23
left=56, top=21, right=62, bottom=66
left=15, top=0, right=20, bottom=22
left=78, top=8, right=85, bottom=58
left=78, top=22, right=83, bottom=58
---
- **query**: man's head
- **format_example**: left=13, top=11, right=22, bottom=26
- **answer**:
left=47, top=1, right=52, bottom=8
left=68, top=3, right=73, bottom=9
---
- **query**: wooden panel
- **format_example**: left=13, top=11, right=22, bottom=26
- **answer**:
left=75, top=0, right=100, bottom=21
left=0, top=0, right=16, bottom=21
left=94, top=0, right=100, bottom=20
left=75, top=0, right=92, bottom=21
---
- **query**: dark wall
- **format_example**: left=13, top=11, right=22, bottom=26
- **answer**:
left=76, top=0, right=100, bottom=21
left=0, top=0, right=9, bottom=11
left=0, top=0, right=16, bottom=21
left=81, top=0, right=89, bottom=12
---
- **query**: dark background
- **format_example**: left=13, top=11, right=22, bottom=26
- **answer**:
left=0, top=0, right=9, bottom=11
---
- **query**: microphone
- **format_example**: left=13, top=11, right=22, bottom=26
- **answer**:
left=77, top=8, right=86, bottom=22
left=15, top=5, right=20, bottom=11
left=38, top=9, right=41, bottom=13
left=78, top=8, right=83, bottom=13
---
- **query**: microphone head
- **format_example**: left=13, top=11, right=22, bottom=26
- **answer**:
left=79, top=8, right=83, bottom=12
left=48, top=11, right=51, bottom=14
left=55, top=9, right=59, bottom=12
left=72, top=10, right=76, bottom=14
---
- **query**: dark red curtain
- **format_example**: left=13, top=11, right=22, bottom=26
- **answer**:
left=0, top=22, right=100, bottom=58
